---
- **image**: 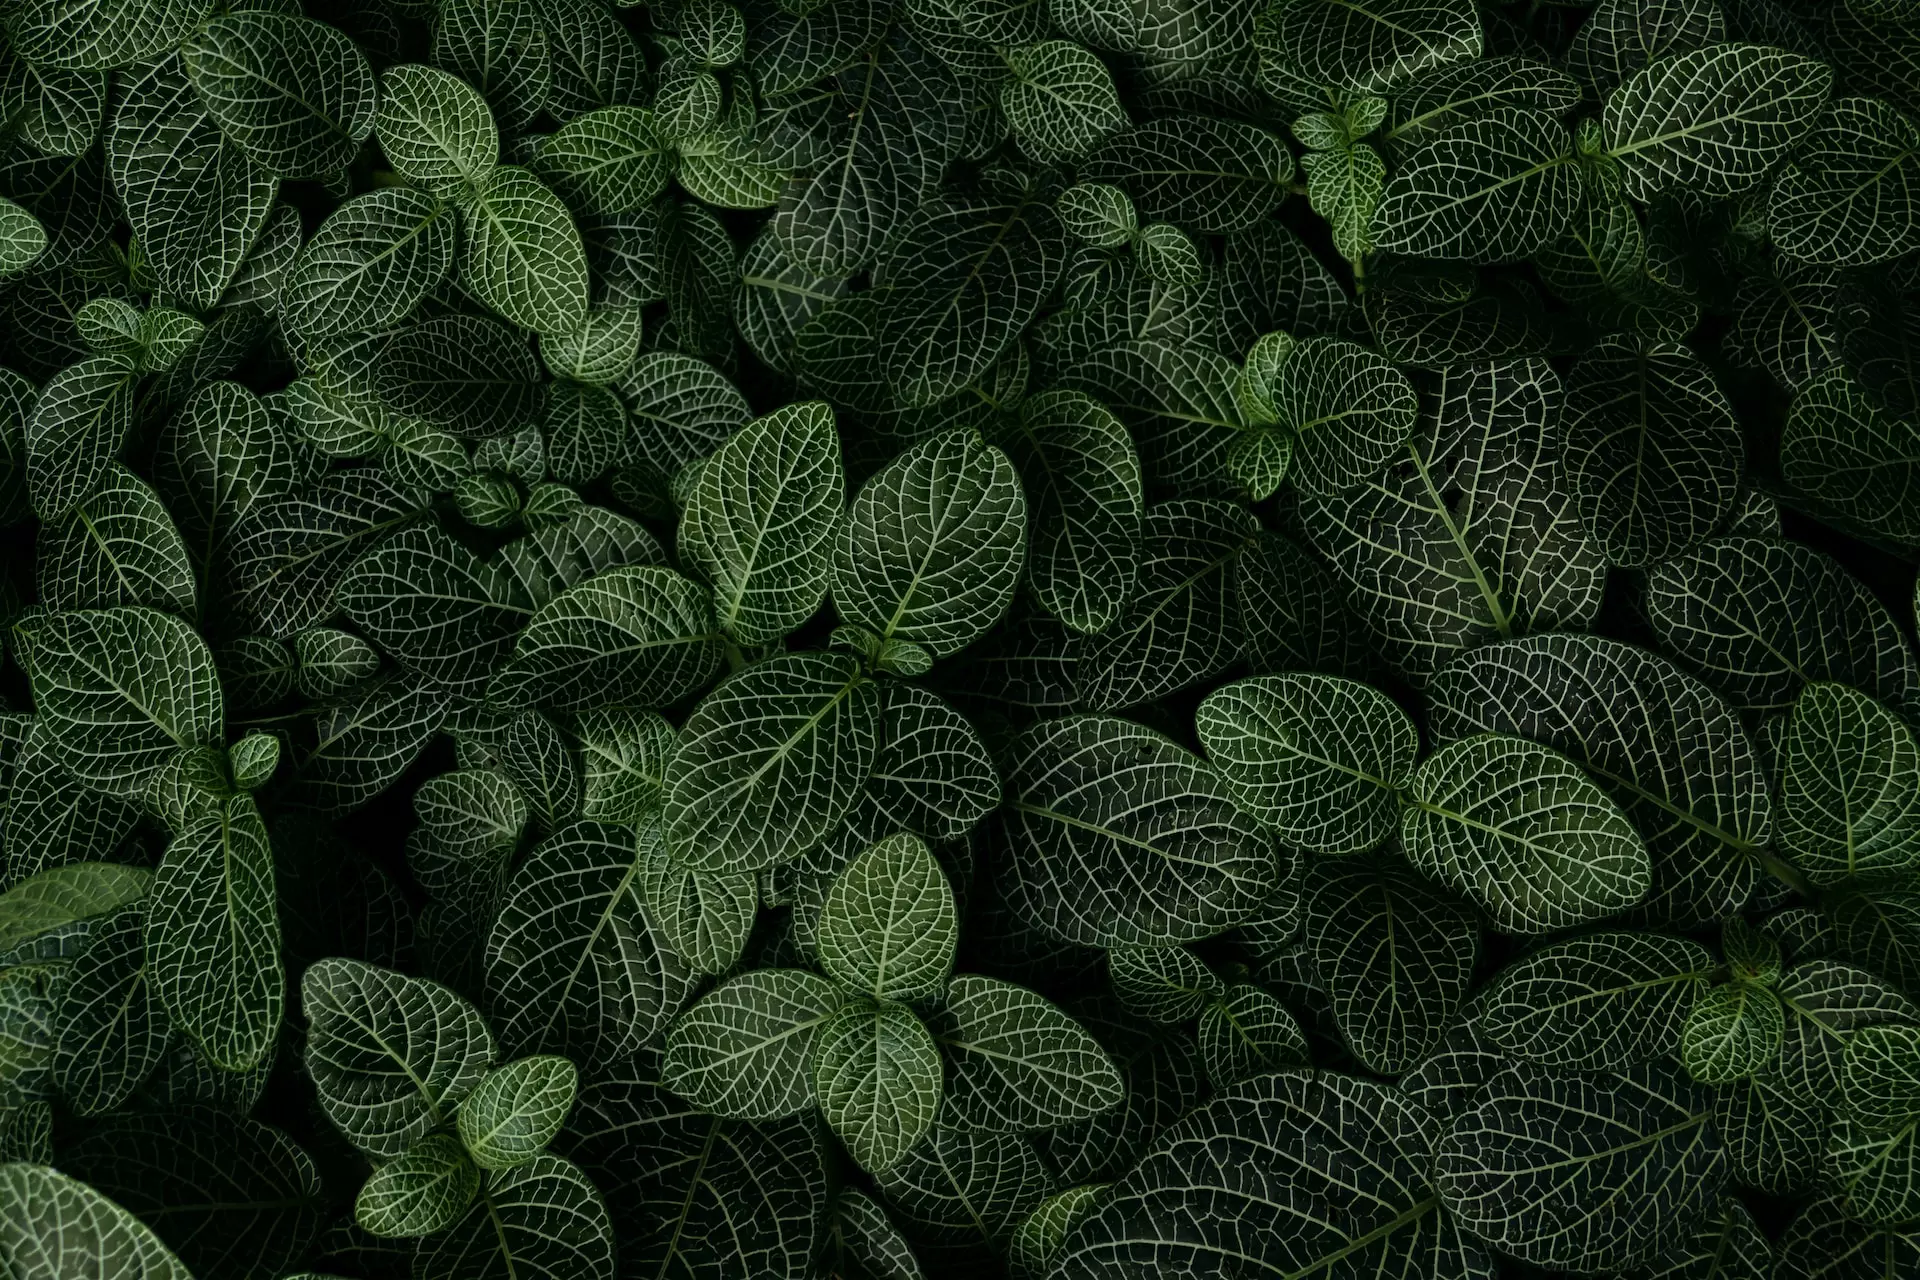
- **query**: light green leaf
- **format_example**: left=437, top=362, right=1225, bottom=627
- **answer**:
left=680, top=401, right=843, bottom=646
left=534, top=105, right=673, bottom=215
left=1403, top=733, right=1651, bottom=933
left=0, top=1162, right=193, bottom=1280
left=930, top=974, right=1122, bottom=1131
left=817, top=834, right=957, bottom=1004
left=145, top=795, right=280, bottom=1072
left=302, top=956, right=496, bottom=1159
left=0, top=864, right=150, bottom=955
left=812, top=999, right=942, bottom=1173
left=375, top=63, right=500, bottom=197
left=457, top=1055, right=578, bottom=1170
left=182, top=12, right=376, bottom=179
left=1778, top=681, right=1920, bottom=885
left=662, top=968, right=845, bottom=1120
left=18, top=607, right=222, bottom=800
left=1681, top=983, right=1784, bottom=1084
left=284, top=189, right=457, bottom=341
left=1373, top=109, right=1577, bottom=261
left=490, top=564, right=723, bottom=712
left=1602, top=43, right=1833, bottom=200
left=0, top=198, right=47, bottom=279
left=1197, top=673, right=1416, bottom=855
left=461, top=165, right=591, bottom=334
left=1000, top=41, right=1127, bottom=164
left=354, top=1133, right=479, bottom=1238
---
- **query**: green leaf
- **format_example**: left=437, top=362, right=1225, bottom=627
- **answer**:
left=354, top=1132, right=479, bottom=1238
left=490, top=564, right=722, bottom=712
left=1781, top=369, right=1920, bottom=550
left=1053, top=1071, right=1485, bottom=1278
left=24, top=355, right=137, bottom=522
left=988, top=390, right=1142, bottom=637
left=817, top=834, right=958, bottom=1003
left=1197, top=983, right=1308, bottom=1086
left=50, top=908, right=168, bottom=1116
left=812, top=999, right=942, bottom=1173
left=1270, top=336, right=1417, bottom=501
left=1645, top=535, right=1920, bottom=720
left=146, top=795, right=281, bottom=1072
left=876, top=195, right=1066, bottom=407
left=284, top=189, right=457, bottom=341
left=1563, top=338, right=1742, bottom=567
left=1827, top=1117, right=1920, bottom=1227
left=0, top=864, right=150, bottom=955
left=1000, top=41, right=1127, bottom=164
left=303, top=956, right=496, bottom=1158
left=1602, top=43, right=1833, bottom=200
left=461, top=165, right=591, bottom=334
left=1265, top=0, right=1481, bottom=95
left=833, top=428, right=1025, bottom=657
left=1306, top=861, right=1477, bottom=1073
left=375, top=63, right=500, bottom=197
left=19, top=606, right=222, bottom=800
left=637, top=836, right=757, bottom=975
left=930, top=974, right=1122, bottom=1131
left=681, top=401, right=843, bottom=646
left=1682, top=982, right=1784, bottom=1084
left=616, top=350, right=752, bottom=472
left=534, top=105, right=673, bottom=215
left=998, top=715, right=1282, bottom=947
left=434, top=0, right=554, bottom=134
left=1430, top=634, right=1775, bottom=927
left=1106, top=945, right=1221, bottom=1023
left=458, top=1055, right=578, bottom=1170
left=663, top=968, right=845, bottom=1120
left=1197, top=673, right=1416, bottom=856
left=0, top=198, right=47, bottom=280
left=0, top=1162, right=193, bottom=1280
left=1436, top=1061, right=1725, bottom=1272
left=182, top=12, right=376, bottom=179
left=1770, top=98, right=1920, bottom=267
left=38, top=466, right=196, bottom=615
left=1778, top=681, right=1920, bottom=885
left=420, top=1152, right=614, bottom=1280
left=1084, top=115, right=1295, bottom=233
left=1373, top=109, right=1578, bottom=261
left=109, top=56, right=278, bottom=311
left=575, top=707, right=674, bottom=825
left=1842, top=1023, right=1920, bottom=1134
left=1776, top=1196, right=1920, bottom=1280
left=338, top=524, right=525, bottom=698
left=152, top=380, right=297, bottom=582
left=663, top=651, right=881, bottom=875
left=1403, top=733, right=1651, bottom=933
left=1481, top=930, right=1713, bottom=1071
left=1301, top=141, right=1384, bottom=265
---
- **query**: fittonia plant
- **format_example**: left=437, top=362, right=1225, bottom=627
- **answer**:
left=2, top=0, right=1920, bottom=1276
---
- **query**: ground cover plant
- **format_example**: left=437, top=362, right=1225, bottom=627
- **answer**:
left=1, top=0, right=1920, bottom=1276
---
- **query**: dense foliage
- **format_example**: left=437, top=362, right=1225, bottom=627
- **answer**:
left=2, top=0, right=1920, bottom=1277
